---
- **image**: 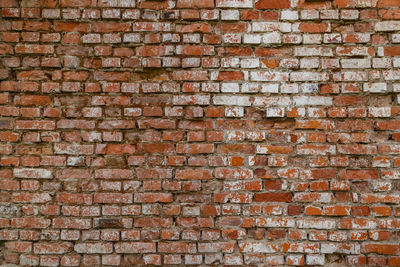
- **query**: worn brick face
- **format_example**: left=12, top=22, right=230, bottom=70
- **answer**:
left=0, top=0, right=400, bottom=266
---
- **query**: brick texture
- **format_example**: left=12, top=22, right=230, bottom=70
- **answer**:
left=0, top=0, right=400, bottom=266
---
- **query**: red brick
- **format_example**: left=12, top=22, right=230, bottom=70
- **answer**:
left=377, top=0, right=400, bottom=7
left=254, top=193, right=293, bottom=203
left=175, top=169, right=212, bottom=180
left=34, top=242, right=73, bottom=254
left=255, top=0, right=290, bottom=9
left=60, top=0, right=93, bottom=7
left=54, top=22, right=91, bottom=32
left=177, top=0, right=214, bottom=8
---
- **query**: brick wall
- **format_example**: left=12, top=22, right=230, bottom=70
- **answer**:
left=1, top=0, right=400, bottom=266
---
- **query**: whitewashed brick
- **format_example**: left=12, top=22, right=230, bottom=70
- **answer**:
left=262, top=32, right=282, bottom=44
left=287, top=255, right=304, bottom=265
left=375, top=21, right=400, bottom=31
left=320, top=10, right=339, bottom=20
left=103, top=9, right=120, bottom=19
left=266, top=107, right=285, bottom=117
left=225, top=107, right=244, bottom=117
left=281, top=10, right=298, bottom=21
left=243, top=34, right=261, bottom=44
left=368, top=107, right=391, bottom=117
left=363, top=82, right=387, bottom=93
left=261, top=217, right=295, bottom=227
left=42, top=9, right=60, bottom=18
left=324, top=33, right=342, bottom=43
left=241, top=58, right=259, bottom=68
left=183, top=34, right=201, bottom=43
left=394, top=83, right=400, bottom=92
left=250, top=71, right=289, bottom=81
left=373, top=58, right=391, bottom=68
left=221, top=83, right=240, bottom=93
left=122, top=9, right=139, bottom=19
left=253, top=96, right=291, bottom=107
left=213, top=95, right=251, bottom=106
left=182, top=58, right=200, bottom=68
left=100, top=0, right=136, bottom=7
left=241, top=83, right=259, bottom=93
left=333, top=71, right=368, bottom=81
left=321, top=243, right=360, bottom=254
left=261, top=83, right=279, bottom=93
left=216, top=0, right=253, bottom=8
left=301, top=10, right=319, bottom=20
left=340, top=58, right=371, bottom=69
left=384, top=70, right=400, bottom=80
left=223, top=33, right=241, bottom=44
left=294, top=96, right=332, bottom=106
left=202, top=83, right=220, bottom=92
left=341, top=9, right=359, bottom=20
left=301, top=83, right=319, bottom=93
left=284, top=34, right=302, bottom=44
left=295, top=47, right=333, bottom=57
left=82, top=34, right=101, bottom=43
left=290, top=72, right=329, bottom=81
left=173, top=95, right=210, bottom=105
left=221, top=58, right=240, bottom=68
left=336, top=46, right=372, bottom=56
left=393, top=34, right=400, bottom=43
left=123, top=33, right=140, bottom=43
left=343, top=33, right=370, bottom=43
left=322, top=58, right=340, bottom=69
left=303, top=34, right=322, bottom=44
left=14, top=168, right=53, bottom=179
left=297, top=218, right=336, bottom=229
left=252, top=22, right=291, bottom=33
left=393, top=58, right=400, bottom=68
left=221, top=10, right=239, bottom=20
left=200, top=10, right=219, bottom=20
left=341, top=58, right=371, bottom=69
left=280, top=58, right=299, bottom=68
left=238, top=242, right=278, bottom=253
left=306, top=255, right=325, bottom=265
left=281, top=83, right=299, bottom=94
left=300, top=58, right=319, bottom=69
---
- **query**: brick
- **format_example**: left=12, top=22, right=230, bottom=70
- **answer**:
left=255, top=0, right=290, bottom=9
left=134, top=193, right=173, bottom=203
left=175, top=169, right=213, bottom=180
left=14, top=168, right=52, bottom=179
left=158, top=242, right=197, bottom=253
left=11, top=218, right=51, bottom=229
left=74, top=243, right=113, bottom=254
left=216, top=0, right=253, bottom=8
left=177, top=0, right=214, bottom=8
left=254, top=193, right=292, bottom=202
left=94, top=193, right=132, bottom=203
left=375, top=21, right=400, bottom=32
left=362, top=244, right=400, bottom=255
left=15, top=44, right=54, bottom=54
left=12, top=193, right=51, bottom=203
left=34, top=242, right=73, bottom=254
left=52, top=218, right=91, bottom=229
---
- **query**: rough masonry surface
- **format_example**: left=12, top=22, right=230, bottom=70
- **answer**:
left=1, top=0, right=400, bottom=266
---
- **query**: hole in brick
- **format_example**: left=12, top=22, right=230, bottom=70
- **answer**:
left=105, top=156, right=127, bottom=168
left=132, top=68, right=169, bottom=81
left=96, top=218, right=123, bottom=228
left=326, top=254, right=345, bottom=264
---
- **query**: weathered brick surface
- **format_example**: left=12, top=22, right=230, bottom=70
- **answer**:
left=1, top=0, right=400, bottom=266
